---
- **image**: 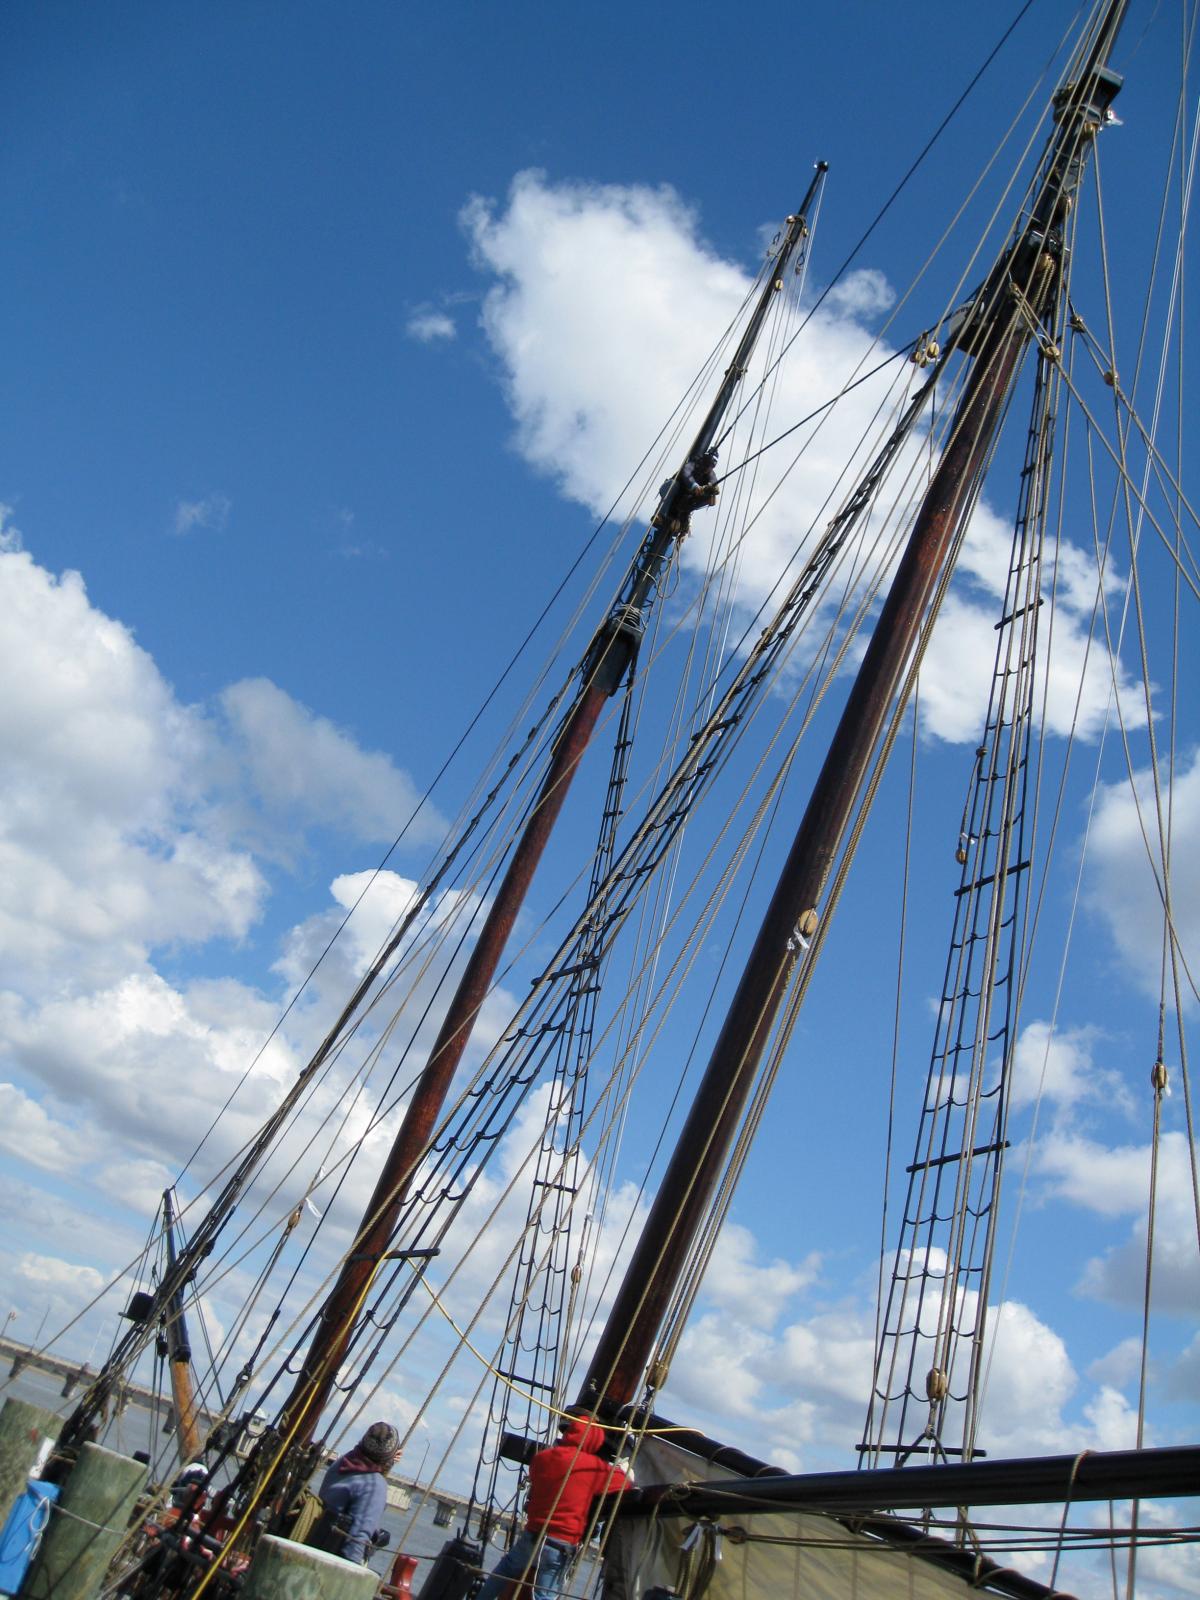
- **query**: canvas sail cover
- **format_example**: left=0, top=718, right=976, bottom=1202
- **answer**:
left=608, top=1434, right=1059, bottom=1600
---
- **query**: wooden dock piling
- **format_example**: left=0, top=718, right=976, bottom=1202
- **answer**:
left=240, top=1534, right=382, bottom=1599
left=20, top=1440, right=145, bottom=1600
left=0, top=1398, right=59, bottom=1530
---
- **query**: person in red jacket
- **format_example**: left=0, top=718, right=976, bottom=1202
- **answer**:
left=477, top=1415, right=631, bottom=1600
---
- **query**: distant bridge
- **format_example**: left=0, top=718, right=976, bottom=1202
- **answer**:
left=0, top=1335, right=218, bottom=1421
left=383, top=1475, right=494, bottom=1527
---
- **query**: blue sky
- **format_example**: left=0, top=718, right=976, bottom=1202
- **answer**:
left=2, top=4, right=1198, bottom=1594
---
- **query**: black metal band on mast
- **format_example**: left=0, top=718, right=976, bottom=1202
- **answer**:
left=578, top=25, right=1128, bottom=1413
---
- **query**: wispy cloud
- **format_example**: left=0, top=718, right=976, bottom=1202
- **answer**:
left=172, top=492, right=231, bottom=536
left=406, top=308, right=456, bottom=343
left=330, top=506, right=385, bottom=560
left=0, top=504, right=24, bottom=552
left=336, top=541, right=387, bottom=560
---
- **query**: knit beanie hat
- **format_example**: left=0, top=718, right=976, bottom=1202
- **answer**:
left=358, top=1421, right=400, bottom=1465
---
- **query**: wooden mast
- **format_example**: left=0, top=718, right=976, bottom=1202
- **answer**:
left=269, top=169, right=830, bottom=1462
left=161, top=1189, right=203, bottom=1468
left=578, top=10, right=1129, bottom=1413
left=54, top=175, right=827, bottom=1478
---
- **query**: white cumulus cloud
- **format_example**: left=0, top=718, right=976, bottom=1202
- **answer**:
left=464, top=171, right=1143, bottom=750
left=0, top=549, right=264, bottom=989
left=219, top=677, right=443, bottom=849
left=1037, top=1129, right=1200, bottom=1313
left=1085, top=749, right=1200, bottom=1003
left=1009, top=1020, right=1132, bottom=1117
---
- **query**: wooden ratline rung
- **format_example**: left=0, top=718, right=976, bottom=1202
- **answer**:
left=953, top=859, right=1030, bottom=898
left=906, top=1139, right=1010, bottom=1175
left=495, top=1368, right=556, bottom=1393
left=994, top=596, right=1044, bottom=631
left=532, top=1176, right=580, bottom=1195
left=547, top=956, right=600, bottom=980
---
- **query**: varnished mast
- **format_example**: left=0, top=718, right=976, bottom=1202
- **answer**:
left=161, top=1189, right=203, bottom=1468
left=267, top=168, right=830, bottom=1473
left=52, top=172, right=826, bottom=1477
left=578, top=5, right=1130, bottom=1413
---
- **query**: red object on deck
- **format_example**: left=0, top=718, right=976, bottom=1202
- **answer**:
left=379, top=1551, right=418, bottom=1599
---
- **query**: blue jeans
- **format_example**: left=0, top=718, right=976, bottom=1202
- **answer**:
left=477, top=1528, right=573, bottom=1600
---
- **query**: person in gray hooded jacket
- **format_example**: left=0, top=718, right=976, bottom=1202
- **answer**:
left=311, top=1421, right=400, bottom=1563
